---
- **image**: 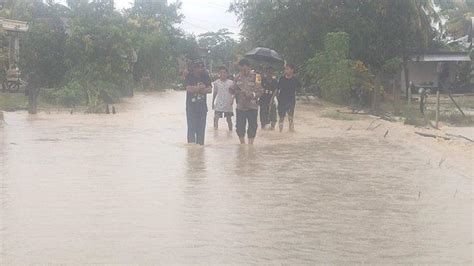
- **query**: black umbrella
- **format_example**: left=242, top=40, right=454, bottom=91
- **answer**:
left=245, top=47, right=284, bottom=64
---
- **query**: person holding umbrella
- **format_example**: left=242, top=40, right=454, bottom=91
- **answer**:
left=244, top=47, right=284, bottom=131
left=230, top=59, right=263, bottom=145
left=245, top=47, right=284, bottom=64
left=185, top=60, right=212, bottom=145
left=259, top=66, right=278, bottom=130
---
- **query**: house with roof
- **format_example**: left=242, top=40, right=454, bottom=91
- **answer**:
left=399, top=17, right=473, bottom=93
left=0, top=18, right=28, bottom=91
left=1, top=18, right=28, bottom=69
left=400, top=52, right=472, bottom=93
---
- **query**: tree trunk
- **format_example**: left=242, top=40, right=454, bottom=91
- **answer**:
left=28, top=86, right=39, bottom=114
left=403, top=56, right=410, bottom=100
left=435, top=89, right=440, bottom=129
left=393, top=76, right=401, bottom=115
left=372, top=74, right=382, bottom=114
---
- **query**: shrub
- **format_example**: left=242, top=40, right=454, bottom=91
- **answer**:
left=40, top=81, right=85, bottom=107
left=305, top=32, right=374, bottom=105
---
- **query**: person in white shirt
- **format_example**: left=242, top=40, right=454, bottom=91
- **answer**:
left=212, top=66, right=235, bottom=131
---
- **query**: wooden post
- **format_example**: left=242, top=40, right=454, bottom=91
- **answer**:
left=13, top=34, right=19, bottom=67
left=403, top=57, right=410, bottom=100
left=371, top=74, right=381, bottom=114
left=448, top=91, right=466, bottom=117
left=7, top=34, right=12, bottom=68
left=471, top=58, right=473, bottom=84
left=435, top=88, right=440, bottom=129
left=393, top=77, right=400, bottom=115
left=408, top=83, right=412, bottom=104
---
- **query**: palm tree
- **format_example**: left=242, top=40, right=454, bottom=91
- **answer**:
left=440, top=0, right=474, bottom=39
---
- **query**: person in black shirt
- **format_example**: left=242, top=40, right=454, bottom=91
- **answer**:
left=277, top=64, right=301, bottom=132
left=185, top=60, right=212, bottom=145
left=259, top=67, right=278, bottom=130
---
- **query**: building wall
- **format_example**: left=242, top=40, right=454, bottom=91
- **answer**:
left=400, top=62, right=457, bottom=92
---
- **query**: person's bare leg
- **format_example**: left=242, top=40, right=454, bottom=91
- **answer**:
left=239, top=137, right=246, bottom=144
left=226, top=116, right=233, bottom=131
left=214, top=116, right=219, bottom=130
left=289, top=116, right=295, bottom=132
left=279, top=119, right=284, bottom=132
left=248, top=138, right=255, bottom=145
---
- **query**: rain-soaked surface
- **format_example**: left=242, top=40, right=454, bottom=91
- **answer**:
left=0, top=91, right=472, bottom=264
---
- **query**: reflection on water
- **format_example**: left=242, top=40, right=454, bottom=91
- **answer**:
left=0, top=91, right=472, bottom=264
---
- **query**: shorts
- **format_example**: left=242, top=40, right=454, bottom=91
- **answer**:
left=215, top=111, right=234, bottom=118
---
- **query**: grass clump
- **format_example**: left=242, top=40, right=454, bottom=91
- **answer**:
left=434, top=111, right=474, bottom=127
left=321, top=110, right=358, bottom=120
left=401, top=105, right=426, bottom=126
left=0, top=92, right=28, bottom=111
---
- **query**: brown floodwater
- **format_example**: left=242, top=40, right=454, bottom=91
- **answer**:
left=0, top=91, right=472, bottom=264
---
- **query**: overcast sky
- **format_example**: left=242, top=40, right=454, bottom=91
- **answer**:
left=114, top=0, right=241, bottom=37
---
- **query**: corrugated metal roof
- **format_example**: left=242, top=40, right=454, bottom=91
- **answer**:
left=0, top=18, right=28, bottom=32
left=410, top=53, right=471, bottom=62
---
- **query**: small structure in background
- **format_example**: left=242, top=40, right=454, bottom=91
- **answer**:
left=0, top=18, right=29, bottom=92
left=400, top=17, right=473, bottom=95
left=447, top=17, right=473, bottom=50
left=471, top=17, right=473, bottom=85
left=400, top=52, right=472, bottom=93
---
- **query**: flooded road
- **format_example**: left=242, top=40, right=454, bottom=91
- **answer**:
left=1, top=91, right=472, bottom=264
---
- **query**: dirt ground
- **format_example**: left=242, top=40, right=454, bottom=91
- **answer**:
left=1, top=91, right=472, bottom=264
left=298, top=101, right=473, bottom=179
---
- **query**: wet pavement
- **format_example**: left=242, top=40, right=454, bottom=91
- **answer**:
left=0, top=91, right=472, bottom=264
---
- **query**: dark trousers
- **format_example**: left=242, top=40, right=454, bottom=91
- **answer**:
left=236, top=109, right=258, bottom=138
left=278, top=101, right=295, bottom=121
left=187, top=106, right=207, bottom=145
left=259, top=103, right=277, bottom=127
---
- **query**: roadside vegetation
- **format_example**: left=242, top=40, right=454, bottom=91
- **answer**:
left=380, top=96, right=474, bottom=127
left=231, top=0, right=473, bottom=124
left=0, top=0, right=473, bottom=118
left=0, top=92, right=27, bottom=111
left=0, top=0, right=236, bottom=112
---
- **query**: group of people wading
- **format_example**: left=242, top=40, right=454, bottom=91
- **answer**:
left=185, top=59, right=301, bottom=145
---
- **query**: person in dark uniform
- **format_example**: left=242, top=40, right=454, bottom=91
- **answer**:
left=185, top=60, right=212, bottom=145
left=259, top=66, right=278, bottom=130
left=277, top=64, right=301, bottom=132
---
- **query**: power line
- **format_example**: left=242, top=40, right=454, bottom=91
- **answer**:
left=182, top=21, right=212, bottom=31
left=201, top=1, right=229, bottom=9
left=185, top=17, right=239, bottom=30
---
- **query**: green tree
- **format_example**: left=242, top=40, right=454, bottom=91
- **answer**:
left=197, top=29, right=237, bottom=71
left=125, top=0, right=190, bottom=85
left=0, top=0, right=198, bottom=108
left=437, top=0, right=474, bottom=39
left=133, top=32, right=176, bottom=84
left=231, top=0, right=439, bottom=97
left=230, top=0, right=331, bottom=66
left=64, top=0, right=136, bottom=105
left=306, top=32, right=373, bottom=104
left=19, top=1, right=68, bottom=88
